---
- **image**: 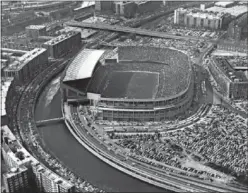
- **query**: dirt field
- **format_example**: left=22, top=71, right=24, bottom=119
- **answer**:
left=102, top=71, right=159, bottom=99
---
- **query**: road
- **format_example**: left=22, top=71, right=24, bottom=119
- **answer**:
left=65, top=21, right=209, bottom=42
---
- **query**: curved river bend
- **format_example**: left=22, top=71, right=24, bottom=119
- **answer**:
left=34, top=74, right=167, bottom=192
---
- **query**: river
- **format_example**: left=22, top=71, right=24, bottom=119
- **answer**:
left=34, top=74, right=167, bottom=192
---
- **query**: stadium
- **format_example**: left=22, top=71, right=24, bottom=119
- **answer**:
left=61, top=46, right=194, bottom=122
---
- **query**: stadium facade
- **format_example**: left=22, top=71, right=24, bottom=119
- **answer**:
left=61, top=46, right=194, bottom=122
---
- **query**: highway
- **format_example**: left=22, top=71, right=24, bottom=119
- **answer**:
left=68, top=106, right=247, bottom=193
left=65, top=21, right=208, bottom=42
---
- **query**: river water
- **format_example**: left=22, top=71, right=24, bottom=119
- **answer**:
left=34, top=74, right=166, bottom=192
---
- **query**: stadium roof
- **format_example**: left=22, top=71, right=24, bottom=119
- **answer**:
left=63, top=49, right=105, bottom=82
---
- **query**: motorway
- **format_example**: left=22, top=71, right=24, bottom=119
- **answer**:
left=65, top=21, right=208, bottom=42
left=67, top=105, right=247, bottom=193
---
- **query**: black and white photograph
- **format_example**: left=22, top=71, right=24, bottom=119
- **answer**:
left=1, top=0, right=247, bottom=192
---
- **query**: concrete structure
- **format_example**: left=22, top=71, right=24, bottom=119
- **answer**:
left=174, top=8, right=225, bottom=29
left=25, top=25, right=46, bottom=40
left=208, top=56, right=248, bottom=99
left=3, top=167, right=30, bottom=193
left=43, top=31, right=81, bottom=58
left=3, top=48, right=48, bottom=83
left=1, top=125, right=75, bottom=193
left=61, top=47, right=194, bottom=122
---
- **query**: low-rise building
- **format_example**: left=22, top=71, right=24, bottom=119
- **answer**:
left=3, top=48, right=48, bottom=83
left=208, top=56, right=248, bottom=99
left=25, top=25, right=47, bottom=40
left=217, top=40, right=247, bottom=53
left=43, top=31, right=81, bottom=58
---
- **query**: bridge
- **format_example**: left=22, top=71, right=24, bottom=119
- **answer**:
left=65, top=21, right=208, bottom=42
left=36, top=117, right=64, bottom=127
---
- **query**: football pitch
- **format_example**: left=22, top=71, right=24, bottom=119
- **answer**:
left=101, top=71, right=159, bottom=99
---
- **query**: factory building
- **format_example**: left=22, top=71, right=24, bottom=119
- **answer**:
left=25, top=25, right=46, bottom=40
left=174, top=8, right=225, bottom=29
left=3, top=48, right=48, bottom=83
left=43, top=31, right=81, bottom=58
left=1, top=125, right=75, bottom=193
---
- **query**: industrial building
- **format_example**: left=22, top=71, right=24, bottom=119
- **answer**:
left=174, top=8, right=226, bottom=29
left=25, top=25, right=47, bottom=40
left=3, top=167, right=31, bottom=193
left=208, top=56, right=248, bottom=99
left=3, top=48, right=48, bottom=83
left=1, top=125, right=75, bottom=193
left=43, top=31, right=81, bottom=58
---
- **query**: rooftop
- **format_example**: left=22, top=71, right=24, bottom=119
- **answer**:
left=26, top=25, right=46, bottom=30
left=206, top=5, right=247, bottom=17
left=57, top=27, right=97, bottom=39
left=215, top=1, right=234, bottom=7
left=3, top=167, right=28, bottom=179
left=177, top=8, right=225, bottom=19
left=74, top=1, right=95, bottom=10
left=1, top=79, right=13, bottom=116
left=43, top=31, right=79, bottom=46
left=63, top=49, right=105, bottom=82
left=4, top=48, right=47, bottom=71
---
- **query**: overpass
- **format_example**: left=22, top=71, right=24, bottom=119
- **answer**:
left=65, top=21, right=208, bottom=42
left=36, top=117, right=64, bottom=127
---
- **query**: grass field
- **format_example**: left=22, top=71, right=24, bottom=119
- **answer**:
left=101, top=71, right=159, bottom=99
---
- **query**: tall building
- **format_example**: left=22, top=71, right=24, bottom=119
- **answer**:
left=1, top=125, right=75, bottom=193
left=3, top=167, right=31, bottom=193
left=43, top=31, right=81, bottom=58
left=174, top=8, right=225, bottom=29
left=32, top=162, right=75, bottom=193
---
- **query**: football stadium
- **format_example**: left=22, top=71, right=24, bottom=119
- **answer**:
left=61, top=46, right=194, bottom=122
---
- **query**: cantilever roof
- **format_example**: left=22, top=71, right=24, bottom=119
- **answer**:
left=63, top=49, right=105, bottom=82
